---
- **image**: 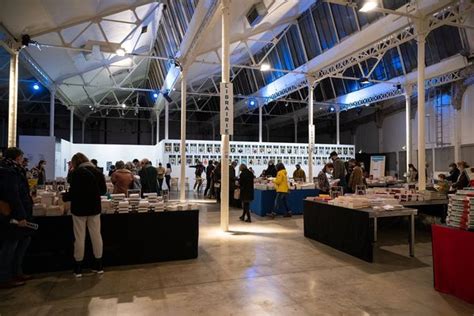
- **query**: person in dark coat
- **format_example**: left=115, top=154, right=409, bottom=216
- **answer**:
left=204, top=160, right=215, bottom=197
left=265, top=161, right=277, bottom=178
left=213, top=162, right=222, bottom=202
left=452, top=161, right=470, bottom=191
left=0, top=147, right=34, bottom=288
left=446, top=162, right=460, bottom=183
left=138, top=159, right=158, bottom=195
left=62, top=152, right=107, bottom=277
left=238, top=164, right=255, bottom=223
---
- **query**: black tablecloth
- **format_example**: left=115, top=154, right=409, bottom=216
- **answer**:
left=24, top=210, right=199, bottom=273
left=303, top=201, right=373, bottom=262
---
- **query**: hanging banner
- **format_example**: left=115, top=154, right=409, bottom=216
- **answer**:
left=220, top=82, right=234, bottom=135
left=370, top=155, right=386, bottom=179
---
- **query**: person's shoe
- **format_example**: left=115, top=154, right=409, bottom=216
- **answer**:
left=283, top=212, right=292, bottom=218
left=92, top=258, right=104, bottom=274
left=15, top=274, right=33, bottom=282
left=245, top=218, right=252, bottom=223
left=239, top=215, right=245, bottom=221
left=0, top=279, right=25, bottom=289
left=73, top=261, right=83, bottom=278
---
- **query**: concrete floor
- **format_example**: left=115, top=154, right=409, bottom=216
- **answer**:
left=1, top=194, right=474, bottom=315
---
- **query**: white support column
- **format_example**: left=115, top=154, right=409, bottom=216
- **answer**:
left=454, top=108, right=461, bottom=162
left=416, top=23, right=427, bottom=190
left=69, top=107, right=74, bottom=143
left=156, top=112, right=160, bottom=144
left=220, top=0, right=230, bottom=231
left=165, top=103, right=169, bottom=139
left=179, top=72, right=187, bottom=202
left=405, top=85, right=412, bottom=174
left=258, top=105, right=263, bottom=143
left=7, top=52, right=19, bottom=147
left=336, top=110, right=340, bottom=145
left=308, top=83, right=314, bottom=182
left=49, top=87, right=56, bottom=137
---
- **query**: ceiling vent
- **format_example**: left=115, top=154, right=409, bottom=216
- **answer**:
left=246, top=1, right=268, bottom=27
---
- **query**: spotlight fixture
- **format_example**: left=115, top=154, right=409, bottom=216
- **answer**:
left=115, top=48, right=126, bottom=56
left=359, top=77, right=370, bottom=85
left=121, top=103, right=126, bottom=108
left=162, top=92, right=173, bottom=103
left=359, top=0, right=378, bottom=12
left=260, top=63, right=271, bottom=71
left=329, top=106, right=335, bottom=113
left=358, top=150, right=363, bottom=154
left=173, top=59, right=183, bottom=71
left=365, top=103, right=370, bottom=107
left=153, top=92, right=159, bottom=99
left=32, top=83, right=40, bottom=91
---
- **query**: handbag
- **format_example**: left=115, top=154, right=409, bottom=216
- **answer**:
left=0, top=200, right=11, bottom=217
left=233, top=188, right=240, bottom=200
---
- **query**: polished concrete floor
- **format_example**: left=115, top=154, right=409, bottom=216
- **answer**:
left=1, top=193, right=474, bottom=315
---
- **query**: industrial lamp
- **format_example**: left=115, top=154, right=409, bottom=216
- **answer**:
left=260, top=63, right=271, bottom=71
left=359, top=0, right=378, bottom=12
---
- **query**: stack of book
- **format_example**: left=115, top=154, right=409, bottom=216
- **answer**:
left=447, top=189, right=474, bottom=230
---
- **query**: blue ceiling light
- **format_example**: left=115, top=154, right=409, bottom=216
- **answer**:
left=153, top=92, right=159, bottom=99
left=329, top=106, right=335, bottom=112
left=249, top=99, right=256, bottom=107
left=33, top=83, right=40, bottom=91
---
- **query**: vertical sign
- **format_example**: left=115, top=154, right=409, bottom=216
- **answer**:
left=220, top=82, right=234, bottom=135
left=370, top=155, right=386, bottom=179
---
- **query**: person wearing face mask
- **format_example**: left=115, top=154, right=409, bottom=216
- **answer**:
left=445, top=162, right=460, bottom=183
left=452, top=161, right=470, bottom=190
left=318, top=163, right=334, bottom=194
left=407, top=164, right=418, bottom=183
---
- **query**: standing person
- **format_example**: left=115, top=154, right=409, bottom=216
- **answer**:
left=32, top=160, right=47, bottom=185
left=452, top=161, right=470, bottom=190
left=238, top=164, right=254, bottom=223
left=108, top=165, right=116, bottom=177
left=330, top=151, right=346, bottom=191
left=156, top=163, right=166, bottom=194
left=204, top=160, right=215, bottom=197
left=345, top=159, right=357, bottom=187
left=213, top=162, right=222, bottom=202
left=111, top=161, right=134, bottom=195
left=265, top=161, right=277, bottom=178
left=61, top=153, right=106, bottom=277
left=269, top=163, right=292, bottom=219
left=190, top=161, right=205, bottom=193
left=317, top=163, right=334, bottom=194
left=132, top=159, right=141, bottom=174
left=407, top=164, right=418, bottom=183
left=348, top=164, right=365, bottom=193
left=229, top=161, right=238, bottom=206
left=165, top=163, right=172, bottom=191
left=22, top=158, right=32, bottom=179
left=292, top=164, right=306, bottom=182
left=90, top=159, right=104, bottom=174
left=446, top=162, right=460, bottom=183
left=138, top=159, right=158, bottom=195
left=0, top=148, right=34, bottom=288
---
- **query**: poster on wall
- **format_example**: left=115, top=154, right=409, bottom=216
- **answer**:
left=206, top=144, right=213, bottom=153
left=173, top=143, right=180, bottom=153
left=165, top=143, right=172, bottom=153
left=370, top=156, right=386, bottom=179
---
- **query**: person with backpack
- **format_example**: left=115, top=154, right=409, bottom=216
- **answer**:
left=62, top=152, right=107, bottom=277
left=138, top=159, right=158, bottom=195
left=0, top=147, right=34, bottom=288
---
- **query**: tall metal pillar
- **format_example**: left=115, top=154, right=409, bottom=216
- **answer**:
left=336, top=110, right=340, bottom=145
left=165, top=103, right=169, bottom=139
left=308, top=82, right=314, bottom=181
left=156, top=112, right=160, bottom=144
left=220, top=0, right=230, bottom=231
left=416, top=22, right=427, bottom=190
left=7, top=52, right=19, bottom=147
left=81, top=119, right=86, bottom=143
left=49, top=87, right=56, bottom=137
left=179, top=72, right=187, bottom=202
left=405, top=85, right=413, bottom=174
left=258, top=105, right=263, bottom=143
left=69, top=107, right=74, bottom=143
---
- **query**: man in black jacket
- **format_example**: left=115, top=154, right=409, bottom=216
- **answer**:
left=446, top=162, right=460, bottom=183
left=204, top=160, right=215, bottom=197
left=62, top=153, right=107, bottom=277
left=138, top=159, right=158, bottom=195
left=0, top=147, right=34, bottom=288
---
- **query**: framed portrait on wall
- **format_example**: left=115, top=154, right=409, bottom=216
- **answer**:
left=173, top=143, right=180, bottom=153
left=266, top=145, right=272, bottom=154
left=245, top=145, right=251, bottom=154
left=237, top=144, right=243, bottom=154
left=198, top=144, right=205, bottom=153
left=280, top=146, right=286, bottom=154
left=169, top=155, right=176, bottom=165
left=252, top=145, right=258, bottom=154
left=287, top=146, right=292, bottom=154
left=290, top=157, right=295, bottom=165
left=256, top=157, right=262, bottom=165
left=241, top=157, right=247, bottom=165
left=206, top=144, right=213, bottom=153
left=190, top=143, right=197, bottom=154
left=186, top=155, right=193, bottom=165
left=259, top=145, right=265, bottom=154
left=165, top=143, right=172, bottom=153
left=273, top=146, right=279, bottom=155
left=215, top=144, right=221, bottom=154
left=300, top=146, right=306, bottom=155
left=177, top=155, right=181, bottom=164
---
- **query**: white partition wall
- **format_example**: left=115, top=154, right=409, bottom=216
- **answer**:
left=19, top=136, right=355, bottom=182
